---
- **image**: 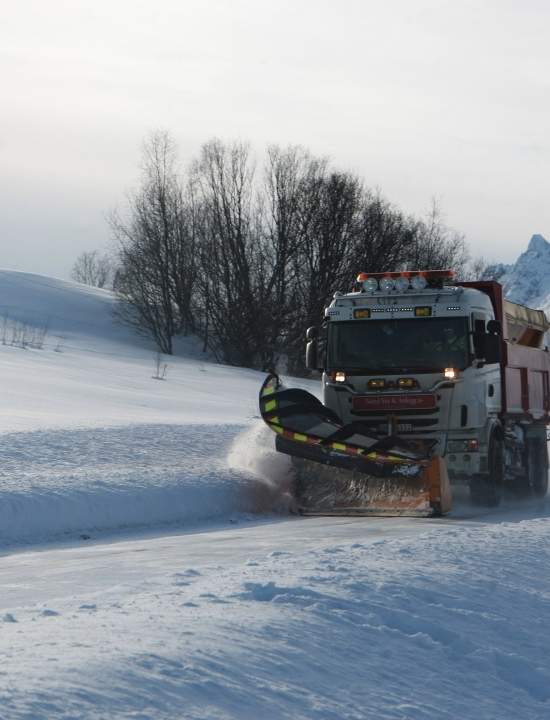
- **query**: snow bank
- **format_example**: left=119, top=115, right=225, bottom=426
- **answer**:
left=0, top=423, right=293, bottom=547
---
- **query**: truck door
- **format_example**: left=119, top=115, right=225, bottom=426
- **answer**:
left=470, top=313, right=501, bottom=425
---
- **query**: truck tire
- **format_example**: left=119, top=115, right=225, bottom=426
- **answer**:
left=469, top=433, right=503, bottom=507
left=526, top=437, right=549, bottom=498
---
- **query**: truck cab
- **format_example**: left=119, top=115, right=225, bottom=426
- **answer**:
left=307, top=270, right=549, bottom=504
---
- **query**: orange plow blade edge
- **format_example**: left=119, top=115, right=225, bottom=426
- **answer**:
left=260, top=373, right=452, bottom=517
left=287, top=452, right=452, bottom=517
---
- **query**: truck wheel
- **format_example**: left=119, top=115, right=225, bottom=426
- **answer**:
left=527, top=437, right=549, bottom=498
left=469, top=433, right=503, bottom=507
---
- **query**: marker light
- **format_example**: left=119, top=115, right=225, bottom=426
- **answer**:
left=379, top=278, right=395, bottom=292
left=362, top=277, right=378, bottom=292
left=448, top=439, right=479, bottom=453
left=368, top=379, right=386, bottom=389
left=334, top=371, right=347, bottom=383
left=397, top=377, right=418, bottom=388
left=353, top=308, right=371, bottom=319
left=414, top=306, right=432, bottom=317
left=411, top=275, right=427, bottom=290
left=395, top=276, right=410, bottom=291
left=444, top=368, right=458, bottom=380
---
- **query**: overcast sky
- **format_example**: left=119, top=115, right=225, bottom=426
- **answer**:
left=2, top=0, right=549, bottom=278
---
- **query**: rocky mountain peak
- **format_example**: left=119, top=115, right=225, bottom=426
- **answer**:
left=485, top=234, right=550, bottom=313
left=527, top=233, right=550, bottom=254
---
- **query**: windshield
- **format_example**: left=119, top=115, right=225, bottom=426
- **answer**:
left=328, top=317, right=470, bottom=372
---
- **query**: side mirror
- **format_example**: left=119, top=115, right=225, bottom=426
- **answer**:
left=306, top=326, right=325, bottom=371
left=473, top=332, right=501, bottom=364
left=306, top=340, right=318, bottom=370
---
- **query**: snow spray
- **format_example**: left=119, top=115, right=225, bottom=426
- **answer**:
left=227, top=421, right=296, bottom=513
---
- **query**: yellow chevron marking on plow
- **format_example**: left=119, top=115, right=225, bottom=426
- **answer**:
left=264, top=399, right=277, bottom=412
left=293, top=433, right=308, bottom=442
left=366, top=451, right=410, bottom=463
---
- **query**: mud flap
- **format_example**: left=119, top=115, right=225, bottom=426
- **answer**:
left=259, top=373, right=451, bottom=517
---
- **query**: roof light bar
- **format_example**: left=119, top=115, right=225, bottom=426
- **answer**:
left=357, top=269, right=455, bottom=280
left=356, top=269, right=455, bottom=293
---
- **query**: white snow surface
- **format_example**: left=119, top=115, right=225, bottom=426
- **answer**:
left=1, top=269, right=550, bottom=719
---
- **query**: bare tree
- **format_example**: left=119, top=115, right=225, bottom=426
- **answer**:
left=255, top=145, right=321, bottom=368
left=111, top=131, right=195, bottom=354
left=406, top=200, right=469, bottom=274
left=71, top=250, right=113, bottom=288
left=192, top=139, right=260, bottom=366
left=460, top=255, right=487, bottom=281
left=351, top=192, right=414, bottom=274
left=110, top=134, right=474, bottom=372
left=296, top=172, right=361, bottom=315
left=192, top=142, right=362, bottom=371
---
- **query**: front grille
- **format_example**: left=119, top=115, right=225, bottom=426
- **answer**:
left=350, top=405, right=441, bottom=433
left=351, top=407, right=439, bottom=417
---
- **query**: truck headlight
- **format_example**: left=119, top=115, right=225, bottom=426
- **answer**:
left=395, top=276, right=410, bottom=291
left=379, top=278, right=395, bottom=291
left=411, top=275, right=427, bottom=290
left=362, top=278, right=378, bottom=292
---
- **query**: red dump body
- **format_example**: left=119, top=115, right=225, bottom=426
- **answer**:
left=459, top=281, right=550, bottom=423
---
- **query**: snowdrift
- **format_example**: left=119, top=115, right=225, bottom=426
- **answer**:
left=0, top=423, right=294, bottom=547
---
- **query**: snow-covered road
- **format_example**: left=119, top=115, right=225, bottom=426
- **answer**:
left=2, top=507, right=550, bottom=720
left=2, top=501, right=547, bottom=610
left=0, top=516, right=435, bottom=608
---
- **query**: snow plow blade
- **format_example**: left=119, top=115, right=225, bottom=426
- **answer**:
left=259, top=373, right=451, bottom=517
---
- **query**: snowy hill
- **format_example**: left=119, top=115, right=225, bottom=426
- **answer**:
left=0, top=268, right=211, bottom=356
left=0, top=269, right=268, bottom=433
left=0, top=269, right=294, bottom=545
left=0, top=269, right=148, bottom=351
left=484, top=234, right=550, bottom=312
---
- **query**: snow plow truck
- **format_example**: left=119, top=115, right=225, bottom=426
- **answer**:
left=259, top=270, right=550, bottom=516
